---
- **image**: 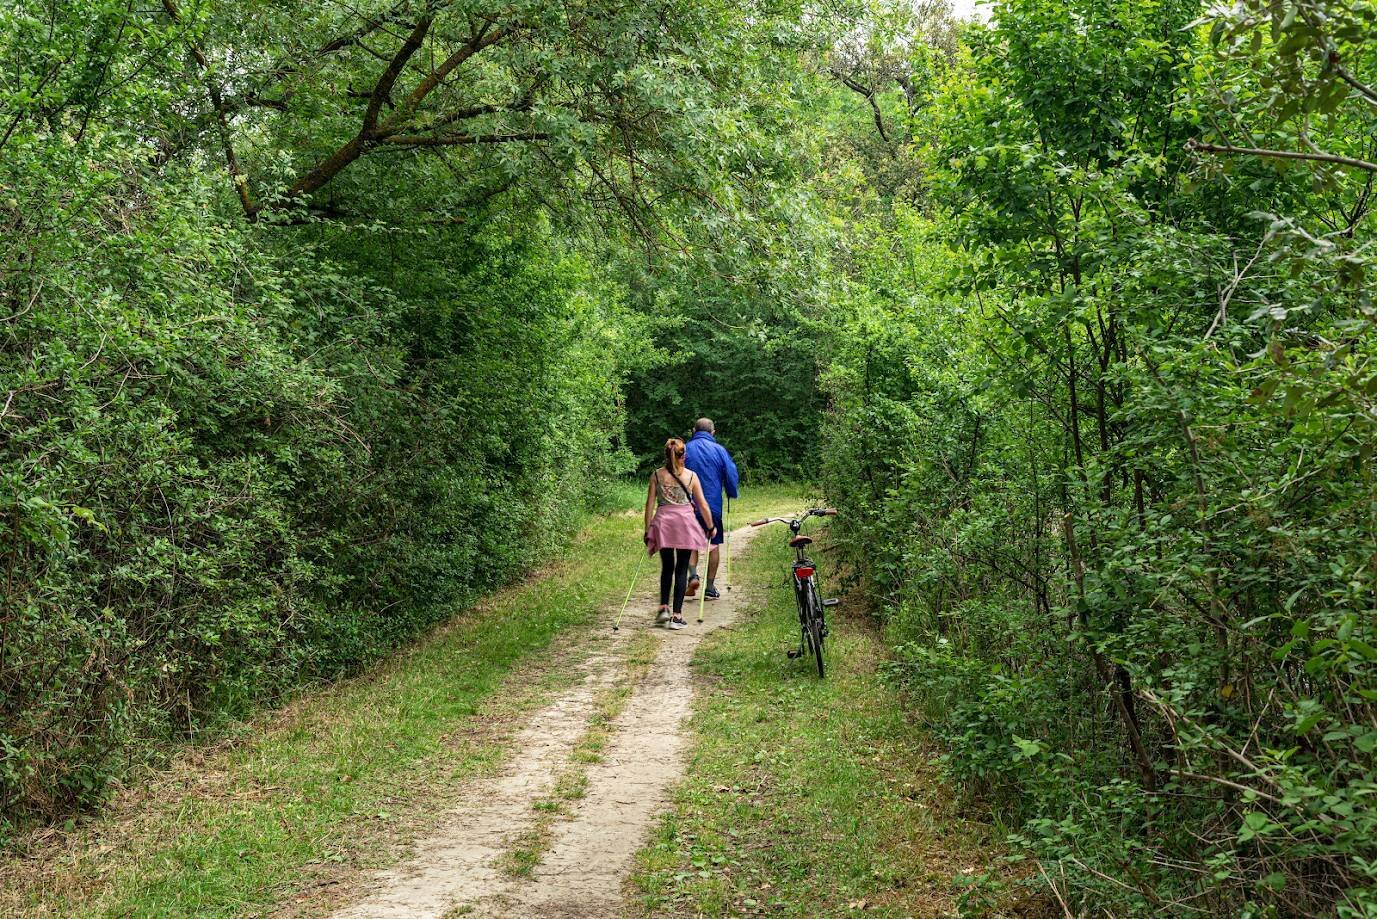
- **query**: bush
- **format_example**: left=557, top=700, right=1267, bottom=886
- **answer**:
left=819, top=0, right=1377, bottom=906
left=0, top=163, right=632, bottom=836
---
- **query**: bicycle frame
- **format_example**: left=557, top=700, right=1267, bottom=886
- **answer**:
left=751, top=508, right=838, bottom=676
left=787, top=519, right=818, bottom=606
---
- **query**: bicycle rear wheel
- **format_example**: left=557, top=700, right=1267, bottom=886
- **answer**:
left=797, top=607, right=814, bottom=661
left=804, top=580, right=825, bottom=678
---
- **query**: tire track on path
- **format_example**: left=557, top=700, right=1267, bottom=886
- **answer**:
left=331, top=523, right=762, bottom=919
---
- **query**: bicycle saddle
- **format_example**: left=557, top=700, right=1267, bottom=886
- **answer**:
left=789, top=535, right=813, bottom=548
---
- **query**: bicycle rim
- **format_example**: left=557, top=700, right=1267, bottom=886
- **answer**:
left=806, top=582, right=825, bottom=678
left=808, top=614, right=825, bottom=677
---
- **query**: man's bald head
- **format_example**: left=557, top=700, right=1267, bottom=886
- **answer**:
left=694, top=418, right=715, bottom=434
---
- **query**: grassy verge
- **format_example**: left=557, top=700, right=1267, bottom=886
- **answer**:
left=0, top=482, right=807, bottom=917
left=2, top=511, right=636, bottom=916
left=631, top=521, right=1026, bottom=918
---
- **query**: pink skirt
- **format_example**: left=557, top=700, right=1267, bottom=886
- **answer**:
left=646, top=503, right=709, bottom=555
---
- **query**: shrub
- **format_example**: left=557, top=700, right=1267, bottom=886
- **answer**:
left=0, top=169, right=632, bottom=836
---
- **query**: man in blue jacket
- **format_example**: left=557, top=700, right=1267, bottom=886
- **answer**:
left=683, top=418, right=739, bottom=600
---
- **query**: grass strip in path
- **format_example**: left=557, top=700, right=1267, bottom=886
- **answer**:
left=497, top=629, right=659, bottom=881
left=632, top=520, right=1031, bottom=918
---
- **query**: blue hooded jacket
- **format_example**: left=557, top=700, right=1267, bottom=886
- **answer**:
left=683, top=430, right=739, bottom=519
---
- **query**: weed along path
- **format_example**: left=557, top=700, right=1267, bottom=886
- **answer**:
left=332, top=520, right=768, bottom=918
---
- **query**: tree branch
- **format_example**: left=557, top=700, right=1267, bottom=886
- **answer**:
left=240, top=0, right=418, bottom=92
left=399, top=73, right=547, bottom=135
left=1334, top=65, right=1377, bottom=109
left=1186, top=138, right=1377, bottom=173
left=156, top=2, right=416, bottom=174
left=274, top=15, right=434, bottom=209
left=386, top=22, right=514, bottom=126
left=161, top=0, right=256, bottom=217
left=363, top=17, right=433, bottom=133
left=830, top=70, right=891, bottom=144
left=381, top=130, right=550, bottom=147
left=313, top=2, right=415, bottom=59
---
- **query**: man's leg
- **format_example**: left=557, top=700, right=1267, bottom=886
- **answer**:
left=704, top=543, right=724, bottom=597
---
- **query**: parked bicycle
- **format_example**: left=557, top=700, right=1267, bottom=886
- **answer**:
left=750, top=508, right=839, bottom=677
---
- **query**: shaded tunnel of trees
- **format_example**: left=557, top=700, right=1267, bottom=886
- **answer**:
left=3, top=0, right=1376, bottom=912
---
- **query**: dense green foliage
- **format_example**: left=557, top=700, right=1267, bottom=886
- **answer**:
left=0, top=0, right=813, bottom=836
left=818, top=0, right=1377, bottom=912
left=7, top=0, right=1377, bottom=912
left=622, top=288, right=826, bottom=478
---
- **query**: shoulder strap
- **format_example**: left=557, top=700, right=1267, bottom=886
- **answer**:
left=669, top=467, right=694, bottom=499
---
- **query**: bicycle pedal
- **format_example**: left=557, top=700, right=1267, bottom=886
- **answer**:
left=823, top=598, right=840, bottom=607
left=787, top=650, right=801, bottom=659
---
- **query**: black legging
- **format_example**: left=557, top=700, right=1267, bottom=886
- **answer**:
left=659, top=548, right=692, bottom=614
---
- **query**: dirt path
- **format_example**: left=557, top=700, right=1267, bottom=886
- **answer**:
left=331, top=524, right=762, bottom=919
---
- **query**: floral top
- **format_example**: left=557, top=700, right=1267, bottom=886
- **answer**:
left=655, top=469, right=694, bottom=506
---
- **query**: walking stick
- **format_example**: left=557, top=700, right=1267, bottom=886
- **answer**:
left=697, top=516, right=711, bottom=624
left=697, top=570, right=706, bottom=624
left=725, top=498, right=732, bottom=592
left=612, top=549, right=648, bottom=632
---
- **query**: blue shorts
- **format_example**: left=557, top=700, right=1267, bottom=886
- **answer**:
left=696, top=510, right=725, bottom=546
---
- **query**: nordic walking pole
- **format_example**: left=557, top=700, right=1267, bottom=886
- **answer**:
left=725, top=498, right=732, bottom=592
left=612, top=550, right=647, bottom=632
left=697, top=518, right=709, bottom=624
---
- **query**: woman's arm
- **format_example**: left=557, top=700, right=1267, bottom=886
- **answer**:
left=691, top=473, right=716, bottom=535
left=644, top=474, right=657, bottom=538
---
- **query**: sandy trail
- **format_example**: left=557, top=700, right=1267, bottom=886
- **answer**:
left=331, top=524, right=761, bottom=919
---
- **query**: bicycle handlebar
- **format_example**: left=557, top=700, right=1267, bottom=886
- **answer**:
left=750, top=509, right=838, bottom=527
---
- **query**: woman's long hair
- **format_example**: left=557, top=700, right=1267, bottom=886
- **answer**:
left=663, top=437, right=686, bottom=475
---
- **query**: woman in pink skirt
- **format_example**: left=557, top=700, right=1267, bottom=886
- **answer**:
left=644, top=437, right=717, bottom=629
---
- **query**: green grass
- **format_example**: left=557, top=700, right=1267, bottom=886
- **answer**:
left=631, top=521, right=1018, bottom=918
left=589, top=478, right=812, bottom=523
left=0, top=482, right=809, bottom=917
left=586, top=476, right=650, bottom=516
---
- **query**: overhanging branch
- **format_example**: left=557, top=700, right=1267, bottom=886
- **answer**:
left=1186, top=138, right=1377, bottom=173
left=830, top=69, right=891, bottom=144
left=382, top=130, right=551, bottom=147
left=272, top=15, right=434, bottom=210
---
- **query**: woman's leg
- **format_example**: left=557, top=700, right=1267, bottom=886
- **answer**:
left=659, top=548, right=675, bottom=606
left=672, top=548, right=692, bottom=613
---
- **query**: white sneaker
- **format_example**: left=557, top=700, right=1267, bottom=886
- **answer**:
left=668, top=616, right=687, bottom=630
left=656, top=607, right=671, bottom=624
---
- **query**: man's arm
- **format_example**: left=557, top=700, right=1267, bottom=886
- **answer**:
left=722, top=447, right=739, bottom=499
left=691, top=472, right=717, bottom=535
